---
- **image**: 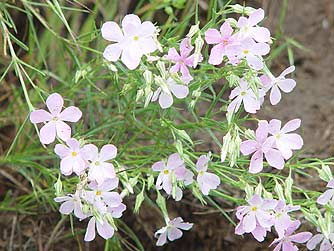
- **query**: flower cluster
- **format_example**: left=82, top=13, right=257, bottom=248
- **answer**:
left=240, top=119, right=303, bottom=173
left=236, top=194, right=311, bottom=250
left=30, top=93, right=125, bottom=241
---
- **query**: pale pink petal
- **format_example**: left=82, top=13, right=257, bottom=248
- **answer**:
left=166, top=48, right=180, bottom=62
left=249, top=150, right=263, bottom=173
left=256, top=120, right=269, bottom=143
left=103, top=192, right=122, bottom=207
left=240, top=140, right=258, bottom=155
left=280, top=66, right=295, bottom=77
left=317, top=189, right=334, bottom=205
left=175, top=186, right=183, bottom=201
left=46, top=93, right=64, bottom=116
left=167, top=153, right=184, bottom=169
left=198, top=172, right=220, bottom=195
left=66, top=138, right=80, bottom=151
left=101, top=21, right=123, bottom=42
left=246, top=54, right=263, bottom=70
left=100, top=144, right=117, bottom=161
left=248, top=8, right=265, bottom=26
left=280, top=134, right=303, bottom=150
left=250, top=27, right=271, bottom=43
left=72, top=157, right=87, bottom=175
left=237, top=16, right=248, bottom=29
left=96, top=220, right=114, bottom=240
left=151, top=88, right=161, bottom=102
left=122, top=14, right=141, bottom=35
left=208, top=44, right=224, bottom=65
left=139, top=37, right=157, bottom=54
left=252, top=225, right=268, bottom=242
left=103, top=43, right=122, bottom=62
left=272, top=242, right=282, bottom=251
left=59, top=106, right=82, bottom=122
left=179, top=64, right=191, bottom=80
left=54, top=144, right=70, bottom=158
left=320, top=238, right=332, bottom=251
left=138, top=21, right=156, bottom=37
left=281, top=119, right=301, bottom=133
left=269, top=119, right=282, bottom=135
left=276, top=141, right=293, bottom=160
left=180, top=38, right=193, bottom=57
left=242, top=213, right=256, bottom=233
left=205, top=28, right=221, bottom=44
left=290, top=232, right=312, bottom=243
left=170, top=63, right=180, bottom=73
left=282, top=241, right=298, bottom=251
left=220, top=21, right=233, bottom=36
left=84, top=217, right=96, bottom=242
left=159, top=92, right=173, bottom=109
left=167, top=227, right=183, bottom=241
left=30, top=109, right=52, bottom=123
left=270, top=85, right=282, bottom=105
left=81, top=144, right=98, bottom=161
left=265, top=149, right=285, bottom=169
left=121, top=47, right=141, bottom=70
left=251, top=42, right=270, bottom=55
left=278, top=79, right=296, bottom=93
left=60, top=157, right=74, bottom=175
left=307, top=234, right=323, bottom=250
left=227, top=96, right=242, bottom=113
left=56, top=121, right=71, bottom=141
left=40, top=121, right=56, bottom=144
left=248, top=194, right=263, bottom=206
left=152, top=161, right=165, bottom=171
left=170, top=84, right=189, bottom=99
left=196, top=155, right=209, bottom=171
left=156, top=231, right=167, bottom=246
left=109, top=203, right=126, bottom=218
left=59, top=200, right=74, bottom=214
left=243, top=95, right=260, bottom=113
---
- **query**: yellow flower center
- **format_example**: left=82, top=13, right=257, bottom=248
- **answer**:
left=241, top=91, right=246, bottom=96
left=71, top=151, right=77, bottom=157
left=243, top=49, right=249, bottom=55
left=53, top=116, right=59, bottom=121
left=276, top=133, right=281, bottom=139
left=223, top=40, right=228, bottom=45
left=96, top=190, right=101, bottom=196
left=251, top=206, right=257, bottom=211
left=95, top=161, right=100, bottom=166
left=199, top=171, right=204, bottom=176
left=163, top=169, right=169, bottom=175
left=133, top=35, right=139, bottom=41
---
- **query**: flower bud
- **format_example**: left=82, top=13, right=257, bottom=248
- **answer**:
left=54, top=176, right=63, bottom=197
left=230, top=4, right=255, bottom=15
left=186, top=22, right=200, bottom=38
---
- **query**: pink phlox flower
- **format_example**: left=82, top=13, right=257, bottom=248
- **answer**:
left=270, top=220, right=312, bottom=251
left=205, top=21, right=239, bottom=65
left=264, top=66, right=296, bottom=105
left=235, top=195, right=277, bottom=236
left=54, top=138, right=88, bottom=176
left=54, top=191, right=86, bottom=219
left=101, top=14, right=158, bottom=70
left=151, top=77, right=189, bottom=109
left=195, top=154, right=220, bottom=195
left=227, top=37, right=270, bottom=70
left=155, top=217, right=193, bottom=246
left=307, top=229, right=334, bottom=251
left=30, top=93, right=82, bottom=144
left=268, top=118, right=303, bottom=160
left=235, top=222, right=270, bottom=242
left=152, top=153, right=192, bottom=201
left=273, top=200, right=300, bottom=236
left=317, top=179, right=334, bottom=207
left=82, top=144, right=117, bottom=185
left=227, top=79, right=264, bottom=114
left=240, top=120, right=285, bottom=173
left=85, top=178, right=122, bottom=214
left=236, top=8, right=271, bottom=43
left=84, top=216, right=115, bottom=241
left=166, top=38, right=202, bottom=83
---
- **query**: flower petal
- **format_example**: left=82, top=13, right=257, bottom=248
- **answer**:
left=158, top=92, right=173, bottom=109
left=170, top=84, right=189, bottom=99
left=278, top=79, right=296, bottom=93
left=30, top=109, right=52, bottom=123
left=40, top=121, right=56, bottom=144
left=240, top=140, right=258, bottom=155
left=59, top=106, right=82, bottom=122
left=56, top=121, right=71, bottom=141
left=248, top=8, right=265, bottom=26
left=59, top=200, right=74, bottom=214
left=281, top=119, right=301, bottom=133
left=54, top=143, right=71, bottom=158
left=270, top=85, right=282, bottom=105
left=101, top=21, right=123, bottom=42
left=46, top=93, right=64, bottom=116
left=100, top=144, right=117, bottom=162
left=205, top=28, right=221, bottom=44
left=84, top=217, right=96, bottom=242
left=249, top=150, right=264, bottom=173
left=167, top=227, right=183, bottom=241
left=265, top=149, right=285, bottom=169
left=103, top=43, right=122, bottom=62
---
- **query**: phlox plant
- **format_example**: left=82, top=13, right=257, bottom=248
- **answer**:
left=1, top=1, right=334, bottom=250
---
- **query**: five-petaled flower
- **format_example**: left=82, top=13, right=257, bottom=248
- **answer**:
left=195, top=154, right=220, bottom=195
left=30, top=93, right=82, bottom=144
left=102, top=14, right=158, bottom=70
left=54, top=138, right=88, bottom=176
left=155, top=217, right=193, bottom=246
left=166, top=38, right=202, bottom=83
